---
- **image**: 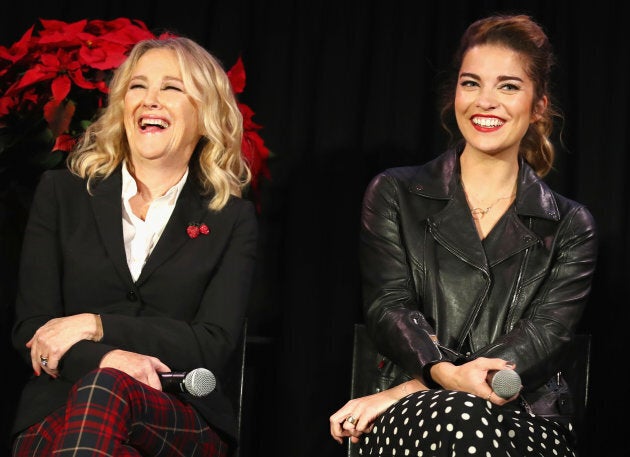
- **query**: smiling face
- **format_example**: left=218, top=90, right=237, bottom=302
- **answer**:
left=123, top=48, right=202, bottom=170
left=455, top=44, right=547, bottom=159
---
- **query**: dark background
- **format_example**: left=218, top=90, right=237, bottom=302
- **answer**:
left=1, top=1, right=627, bottom=456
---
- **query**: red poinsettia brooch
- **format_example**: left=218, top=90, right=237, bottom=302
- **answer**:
left=186, top=222, right=210, bottom=239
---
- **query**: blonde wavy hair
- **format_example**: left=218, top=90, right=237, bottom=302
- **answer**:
left=67, top=36, right=251, bottom=211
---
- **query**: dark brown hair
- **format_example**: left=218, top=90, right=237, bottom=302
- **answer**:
left=439, top=14, right=561, bottom=177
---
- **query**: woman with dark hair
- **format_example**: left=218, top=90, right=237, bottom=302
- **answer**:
left=11, top=36, right=257, bottom=457
left=330, top=14, right=597, bottom=456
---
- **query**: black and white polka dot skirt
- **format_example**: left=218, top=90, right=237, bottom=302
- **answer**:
left=359, top=389, right=577, bottom=456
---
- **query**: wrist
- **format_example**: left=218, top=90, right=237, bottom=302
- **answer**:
left=421, top=361, right=442, bottom=388
left=399, top=378, right=427, bottom=397
left=93, top=314, right=103, bottom=342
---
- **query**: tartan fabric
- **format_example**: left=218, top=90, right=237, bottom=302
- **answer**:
left=12, top=368, right=229, bottom=457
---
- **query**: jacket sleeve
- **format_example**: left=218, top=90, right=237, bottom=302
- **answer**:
left=359, top=172, right=445, bottom=383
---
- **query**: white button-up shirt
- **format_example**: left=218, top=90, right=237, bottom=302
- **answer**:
left=121, top=162, right=188, bottom=281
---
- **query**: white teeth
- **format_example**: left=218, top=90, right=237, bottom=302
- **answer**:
left=473, top=117, right=503, bottom=128
left=140, top=118, right=169, bottom=128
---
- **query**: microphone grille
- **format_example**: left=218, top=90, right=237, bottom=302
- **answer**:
left=184, top=368, right=216, bottom=397
left=491, top=369, right=522, bottom=399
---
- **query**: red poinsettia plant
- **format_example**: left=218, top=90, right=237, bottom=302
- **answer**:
left=0, top=18, right=269, bottom=192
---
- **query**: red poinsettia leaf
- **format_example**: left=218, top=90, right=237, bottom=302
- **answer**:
left=42, top=99, right=61, bottom=126
left=44, top=98, right=75, bottom=136
left=242, top=129, right=271, bottom=190
left=19, top=87, right=41, bottom=106
left=50, top=74, right=72, bottom=101
left=243, top=131, right=270, bottom=163
left=68, top=68, right=99, bottom=90
left=239, top=102, right=253, bottom=120
left=0, top=25, right=33, bottom=63
left=94, top=80, right=110, bottom=94
left=92, top=19, right=156, bottom=48
left=59, top=49, right=83, bottom=71
left=87, top=18, right=154, bottom=45
left=39, top=18, right=87, bottom=32
left=239, top=103, right=263, bottom=131
left=78, top=40, right=130, bottom=70
left=53, top=133, right=77, bottom=152
left=0, top=96, right=16, bottom=117
left=9, top=64, right=55, bottom=93
left=37, top=19, right=88, bottom=46
left=227, top=57, right=246, bottom=94
left=113, top=27, right=156, bottom=45
left=87, top=17, right=134, bottom=35
left=39, top=52, right=60, bottom=67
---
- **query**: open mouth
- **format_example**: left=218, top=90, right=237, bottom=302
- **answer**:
left=472, top=117, right=504, bottom=128
left=139, top=118, right=169, bottom=130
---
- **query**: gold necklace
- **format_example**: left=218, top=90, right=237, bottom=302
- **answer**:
left=469, top=194, right=515, bottom=220
left=462, top=181, right=517, bottom=220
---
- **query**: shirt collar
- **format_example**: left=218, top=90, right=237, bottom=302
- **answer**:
left=121, top=161, right=189, bottom=203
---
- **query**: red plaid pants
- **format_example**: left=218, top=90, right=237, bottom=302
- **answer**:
left=12, top=368, right=229, bottom=457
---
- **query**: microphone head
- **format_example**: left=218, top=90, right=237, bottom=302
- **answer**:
left=491, top=369, right=521, bottom=399
left=184, top=368, right=216, bottom=397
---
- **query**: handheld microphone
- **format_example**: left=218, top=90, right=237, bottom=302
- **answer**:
left=159, top=368, right=216, bottom=397
left=487, top=369, right=521, bottom=399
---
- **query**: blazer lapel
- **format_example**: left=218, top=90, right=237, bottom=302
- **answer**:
left=90, top=170, right=135, bottom=285
left=136, top=180, right=209, bottom=285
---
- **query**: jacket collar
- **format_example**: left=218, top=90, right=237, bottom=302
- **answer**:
left=408, top=146, right=560, bottom=222
left=407, top=147, right=560, bottom=269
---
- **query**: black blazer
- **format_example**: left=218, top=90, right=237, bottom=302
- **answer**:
left=11, top=167, right=258, bottom=444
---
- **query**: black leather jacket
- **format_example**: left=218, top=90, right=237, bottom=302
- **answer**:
left=360, top=147, right=598, bottom=415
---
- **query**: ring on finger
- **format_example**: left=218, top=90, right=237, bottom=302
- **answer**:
left=346, top=415, right=357, bottom=425
left=40, top=355, right=49, bottom=367
left=486, top=391, right=493, bottom=401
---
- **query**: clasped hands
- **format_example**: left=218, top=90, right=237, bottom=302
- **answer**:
left=329, top=358, right=519, bottom=445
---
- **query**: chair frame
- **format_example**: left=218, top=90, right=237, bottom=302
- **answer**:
left=224, top=320, right=247, bottom=457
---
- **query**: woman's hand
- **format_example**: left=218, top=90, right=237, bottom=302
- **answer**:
left=100, top=349, right=171, bottom=390
left=330, top=379, right=427, bottom=444
left=26, top=313, right=102, bottom=378
left=430, top=357, right=521, bottom=404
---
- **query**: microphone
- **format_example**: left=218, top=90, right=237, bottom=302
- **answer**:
left=159, top=368, right=216, bottom=397
left=487, top=369, right=521, bottom=399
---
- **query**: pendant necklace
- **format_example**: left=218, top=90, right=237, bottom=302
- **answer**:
left=463, top=182, right=516, bottom=221
left=469, top=195, right=515, bottom=219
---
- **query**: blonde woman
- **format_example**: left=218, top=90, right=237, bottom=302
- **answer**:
left=11, top=36, right=257, bottom=457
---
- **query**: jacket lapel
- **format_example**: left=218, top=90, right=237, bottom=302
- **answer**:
left=428, top=193, right=490, bottom=270
left=90, top=169, right=135, bottom=285
left=482, top=162, right=560, bottom=266
left=135, top=179, right=209, bottom=285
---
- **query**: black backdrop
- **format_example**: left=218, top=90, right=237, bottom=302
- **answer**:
left=1, top=1, right=627, bottom=456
